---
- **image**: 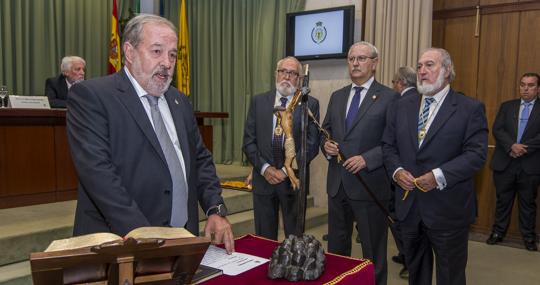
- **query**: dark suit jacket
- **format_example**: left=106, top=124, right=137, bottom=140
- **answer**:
left=322, top=80, right=399, bottom=201
left=67, top=69, right=224, bottom=237
left=382, top=88, right=488, bottom=230
left=45, top=74, right=69, bottom=108
left=243, top=90, right=320, bottom=195
left=402, top=87, right=419, bottom=98
left=491, top=99, right=540, bottom=174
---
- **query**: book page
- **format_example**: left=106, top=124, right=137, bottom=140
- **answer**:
left=45, top=232, right=121, bottom=252
left=125, top=227, right=194, bottom=240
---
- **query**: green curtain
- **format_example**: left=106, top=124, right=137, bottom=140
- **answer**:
left=184, top=0, right=305, bottom=164
left=0, top=0, right=135, bottom=96
left=0, top=0, right=304, bottom=165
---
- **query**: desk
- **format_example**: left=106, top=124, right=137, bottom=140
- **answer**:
left=0, top=108, right=228, bottom=209
left=207, top=234, right=375, bottom=285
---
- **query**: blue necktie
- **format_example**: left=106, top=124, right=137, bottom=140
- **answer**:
left=418, top=97, right=435, bottom=143
left=517, top=102, right=532, bottom=143
left=272, top=97, right=288, bottom=168
left=345, top=86, right=363, bottom=131
left=145, top=95, right=188, bottom=227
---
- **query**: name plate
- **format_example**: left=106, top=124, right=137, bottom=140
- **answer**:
left=8, top=95, right=51, bottom=109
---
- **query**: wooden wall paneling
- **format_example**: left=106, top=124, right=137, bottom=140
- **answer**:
left=443, top=0, right=479, bottom=10
left=432, top=19, right=446, bottom=48
left=4, top=126, right=57, bottom=195
left=473, top=12, right=520, bottom=237
left=443, top=16, right=479, bottom=99
left=433, top=0, right=445, bottom=11
left=516, top=10, right=540, bottom=77
left=481, top=0, right=521, bottom=6
left=0, top=127, right=6, bottom=197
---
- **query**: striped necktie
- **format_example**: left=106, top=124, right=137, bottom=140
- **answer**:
left=418, top=97, right=435, bottom=142
left=272, top=97, right=288, bottom=168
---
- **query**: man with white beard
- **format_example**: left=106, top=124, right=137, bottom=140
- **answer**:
left=243, top=56, right=320, bottom=240
left=67, top=14, right=235, bottom=253
left=382, top=48, right=488, bottom=285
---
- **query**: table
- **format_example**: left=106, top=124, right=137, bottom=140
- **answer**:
left=205, top=234, right=375, bottom=285
left=0, top=108, right=228, bottom=208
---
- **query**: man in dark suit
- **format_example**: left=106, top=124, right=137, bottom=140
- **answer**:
left=243, top=56, right=320, bottom=240
left=45, top=56, right=86, bottom=108
left=322, top=41, right=398, bottom=285
left=382, top=48, right=488, bottom=285
left=67, top=14, right=234, bottom=253
left=487, top=72, right=540, bottom=251
left=389, top=66, right=419, bottom=279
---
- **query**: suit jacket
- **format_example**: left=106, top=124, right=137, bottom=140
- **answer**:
left=402, top=87, right=419, bottom=98
left=67, top=69, right=224, bottom=237
left=382, top=88, right=488, bottom=230
left=491, top=99, right=540, bottom=174
left=243, top=90, right=320, bottom=195
left=322, top=80, right=399, bottom=201
left=45, top=74, right=69, bottom=108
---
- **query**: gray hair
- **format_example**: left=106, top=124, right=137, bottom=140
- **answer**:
left=122, top=14, right=177, bottom=48
left=394, top=66, right=417, bottom=87
left=349, top=41, right=379, bottom=58
left=276, top=56, right=303, bottom=75
left=60, top=56, right=85, bottom=73
left=421, top=47, right=456, bottom=82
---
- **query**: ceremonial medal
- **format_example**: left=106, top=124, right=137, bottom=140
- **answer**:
left=275, top=126, right=283, bottom=136
left=418, top=129, right=426, bottom=140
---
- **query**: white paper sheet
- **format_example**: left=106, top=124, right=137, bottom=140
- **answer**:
left=200, top=245, right=269, bottom=276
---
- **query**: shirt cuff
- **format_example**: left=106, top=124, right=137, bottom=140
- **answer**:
left=392, top=167, right=404, bottom=182
left=281, top=167, right=288, bottom=177
left=432, top=168, right=447, bottom=190
left=261, top=163, right=270, bottom=176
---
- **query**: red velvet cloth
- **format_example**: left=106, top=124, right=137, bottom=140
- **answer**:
left=202, top=234, right=375, bottom=285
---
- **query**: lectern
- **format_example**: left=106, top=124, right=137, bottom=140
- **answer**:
left=30, top=237, right=210, bottom=285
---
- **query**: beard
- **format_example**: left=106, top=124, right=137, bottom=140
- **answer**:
left=418, top=67, right=446, bottom=95
left=275, top=80, right=296, bottom=96
left=131, top=57, right=173, bottom=96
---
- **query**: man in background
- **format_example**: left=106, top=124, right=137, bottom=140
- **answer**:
left=382, top=48, right=488, bottom=285
left=45, top=56, right=86, bottom=108
left=388, top=65, right=419, bottom=279
left=67, top=14, right=234, bottom=253
left=243, top=56, right=320, bottom=240
left=487, top=72, right=540, bottom=251
left=322, top=41, right=399, bottom=285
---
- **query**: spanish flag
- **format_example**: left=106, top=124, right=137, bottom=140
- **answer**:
left=108, top=0, right=121, bottom=74
left=177, top=0, right=190, bottom=96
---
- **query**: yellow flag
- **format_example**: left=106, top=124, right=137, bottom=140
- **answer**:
left=108, top=0, right=121, bottom=74
left=177, top=0, right=190, bottom=96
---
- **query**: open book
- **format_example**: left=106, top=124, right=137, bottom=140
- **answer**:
left=45, top=226, right=194, bottom=252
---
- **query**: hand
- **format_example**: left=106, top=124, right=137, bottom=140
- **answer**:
left=395, top=169, right=415, bottom=191
left=244, top=171, right=253, bottom=187
left=324, top=140, right=339, bottom=156
left=204, top=215, right=235, bottom=254
left=342, top=155, right=366, bottom=174
left=263, top=166, right=286, bottom=185
left=510, top=143, right=528, bottom=158
left=414, top=172, right=437, bottom=192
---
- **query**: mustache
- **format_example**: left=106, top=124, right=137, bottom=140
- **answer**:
left=153, top=66, right=172, bottom=77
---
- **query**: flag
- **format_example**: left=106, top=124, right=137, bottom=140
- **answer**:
left=177, top=0, right=190, bottom=96
left=108, top=0, right=121, bottom=74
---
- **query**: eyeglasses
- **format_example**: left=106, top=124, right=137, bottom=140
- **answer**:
left=348, top=56, right=376, bottom=63
left=276, top=69, right=299, bottom=78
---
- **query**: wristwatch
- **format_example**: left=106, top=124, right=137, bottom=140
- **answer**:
left=206, top=204, right=228, bottom=217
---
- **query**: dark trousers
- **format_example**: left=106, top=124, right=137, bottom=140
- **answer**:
left=252, top=183, right=298, bottom=240
left=492, top=161, right=540, bottom=241
left=389, top=184, right=406, bottom=259
left=328, top=185, right=389, bottom=285
left=401, top=201, right=469, bottom=285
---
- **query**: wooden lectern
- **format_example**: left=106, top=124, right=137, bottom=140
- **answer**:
left=30, top=236, right=210, bottom=285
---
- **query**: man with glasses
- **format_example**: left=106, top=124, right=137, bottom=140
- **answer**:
left=321, top=42, right=398, bottom=285
left=488, top=72, right=540, bottom=251
left=243, top=56, right=320, bottom=240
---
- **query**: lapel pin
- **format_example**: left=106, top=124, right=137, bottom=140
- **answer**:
left=175, top=99, right=179, bottom=105
left=372, top=95, right=377, bottom=100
